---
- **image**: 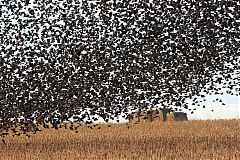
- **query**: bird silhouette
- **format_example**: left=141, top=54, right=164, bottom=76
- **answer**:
left=2, top=139, right=6, bottom=144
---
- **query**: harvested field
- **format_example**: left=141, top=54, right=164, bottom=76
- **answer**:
left=0, top=120, right=240, bottom=160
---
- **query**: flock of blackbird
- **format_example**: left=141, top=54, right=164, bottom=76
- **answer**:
left=0, top=0, right=239, bottom=138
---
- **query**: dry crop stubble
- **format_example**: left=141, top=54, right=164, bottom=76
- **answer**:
left=0, top=120, right=240, bottom=160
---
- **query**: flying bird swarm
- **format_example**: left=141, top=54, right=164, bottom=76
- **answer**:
left=0, top=0, right=239, bottom=136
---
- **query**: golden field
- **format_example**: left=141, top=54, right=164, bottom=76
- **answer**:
left=0, top=120, right=240, bottom=160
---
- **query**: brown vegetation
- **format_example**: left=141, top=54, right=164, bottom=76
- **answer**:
left=0, top=120, right=240, bottom=160
left=166, top=112, right=175, bottom=121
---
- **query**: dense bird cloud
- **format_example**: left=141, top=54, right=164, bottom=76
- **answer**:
left=0, top=0, right=239, bottom=136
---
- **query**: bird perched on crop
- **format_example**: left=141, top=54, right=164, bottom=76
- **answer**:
left=2, top=139, right=6, bottom=144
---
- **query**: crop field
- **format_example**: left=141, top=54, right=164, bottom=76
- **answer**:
left=0, top=120, right=240, bottom=160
